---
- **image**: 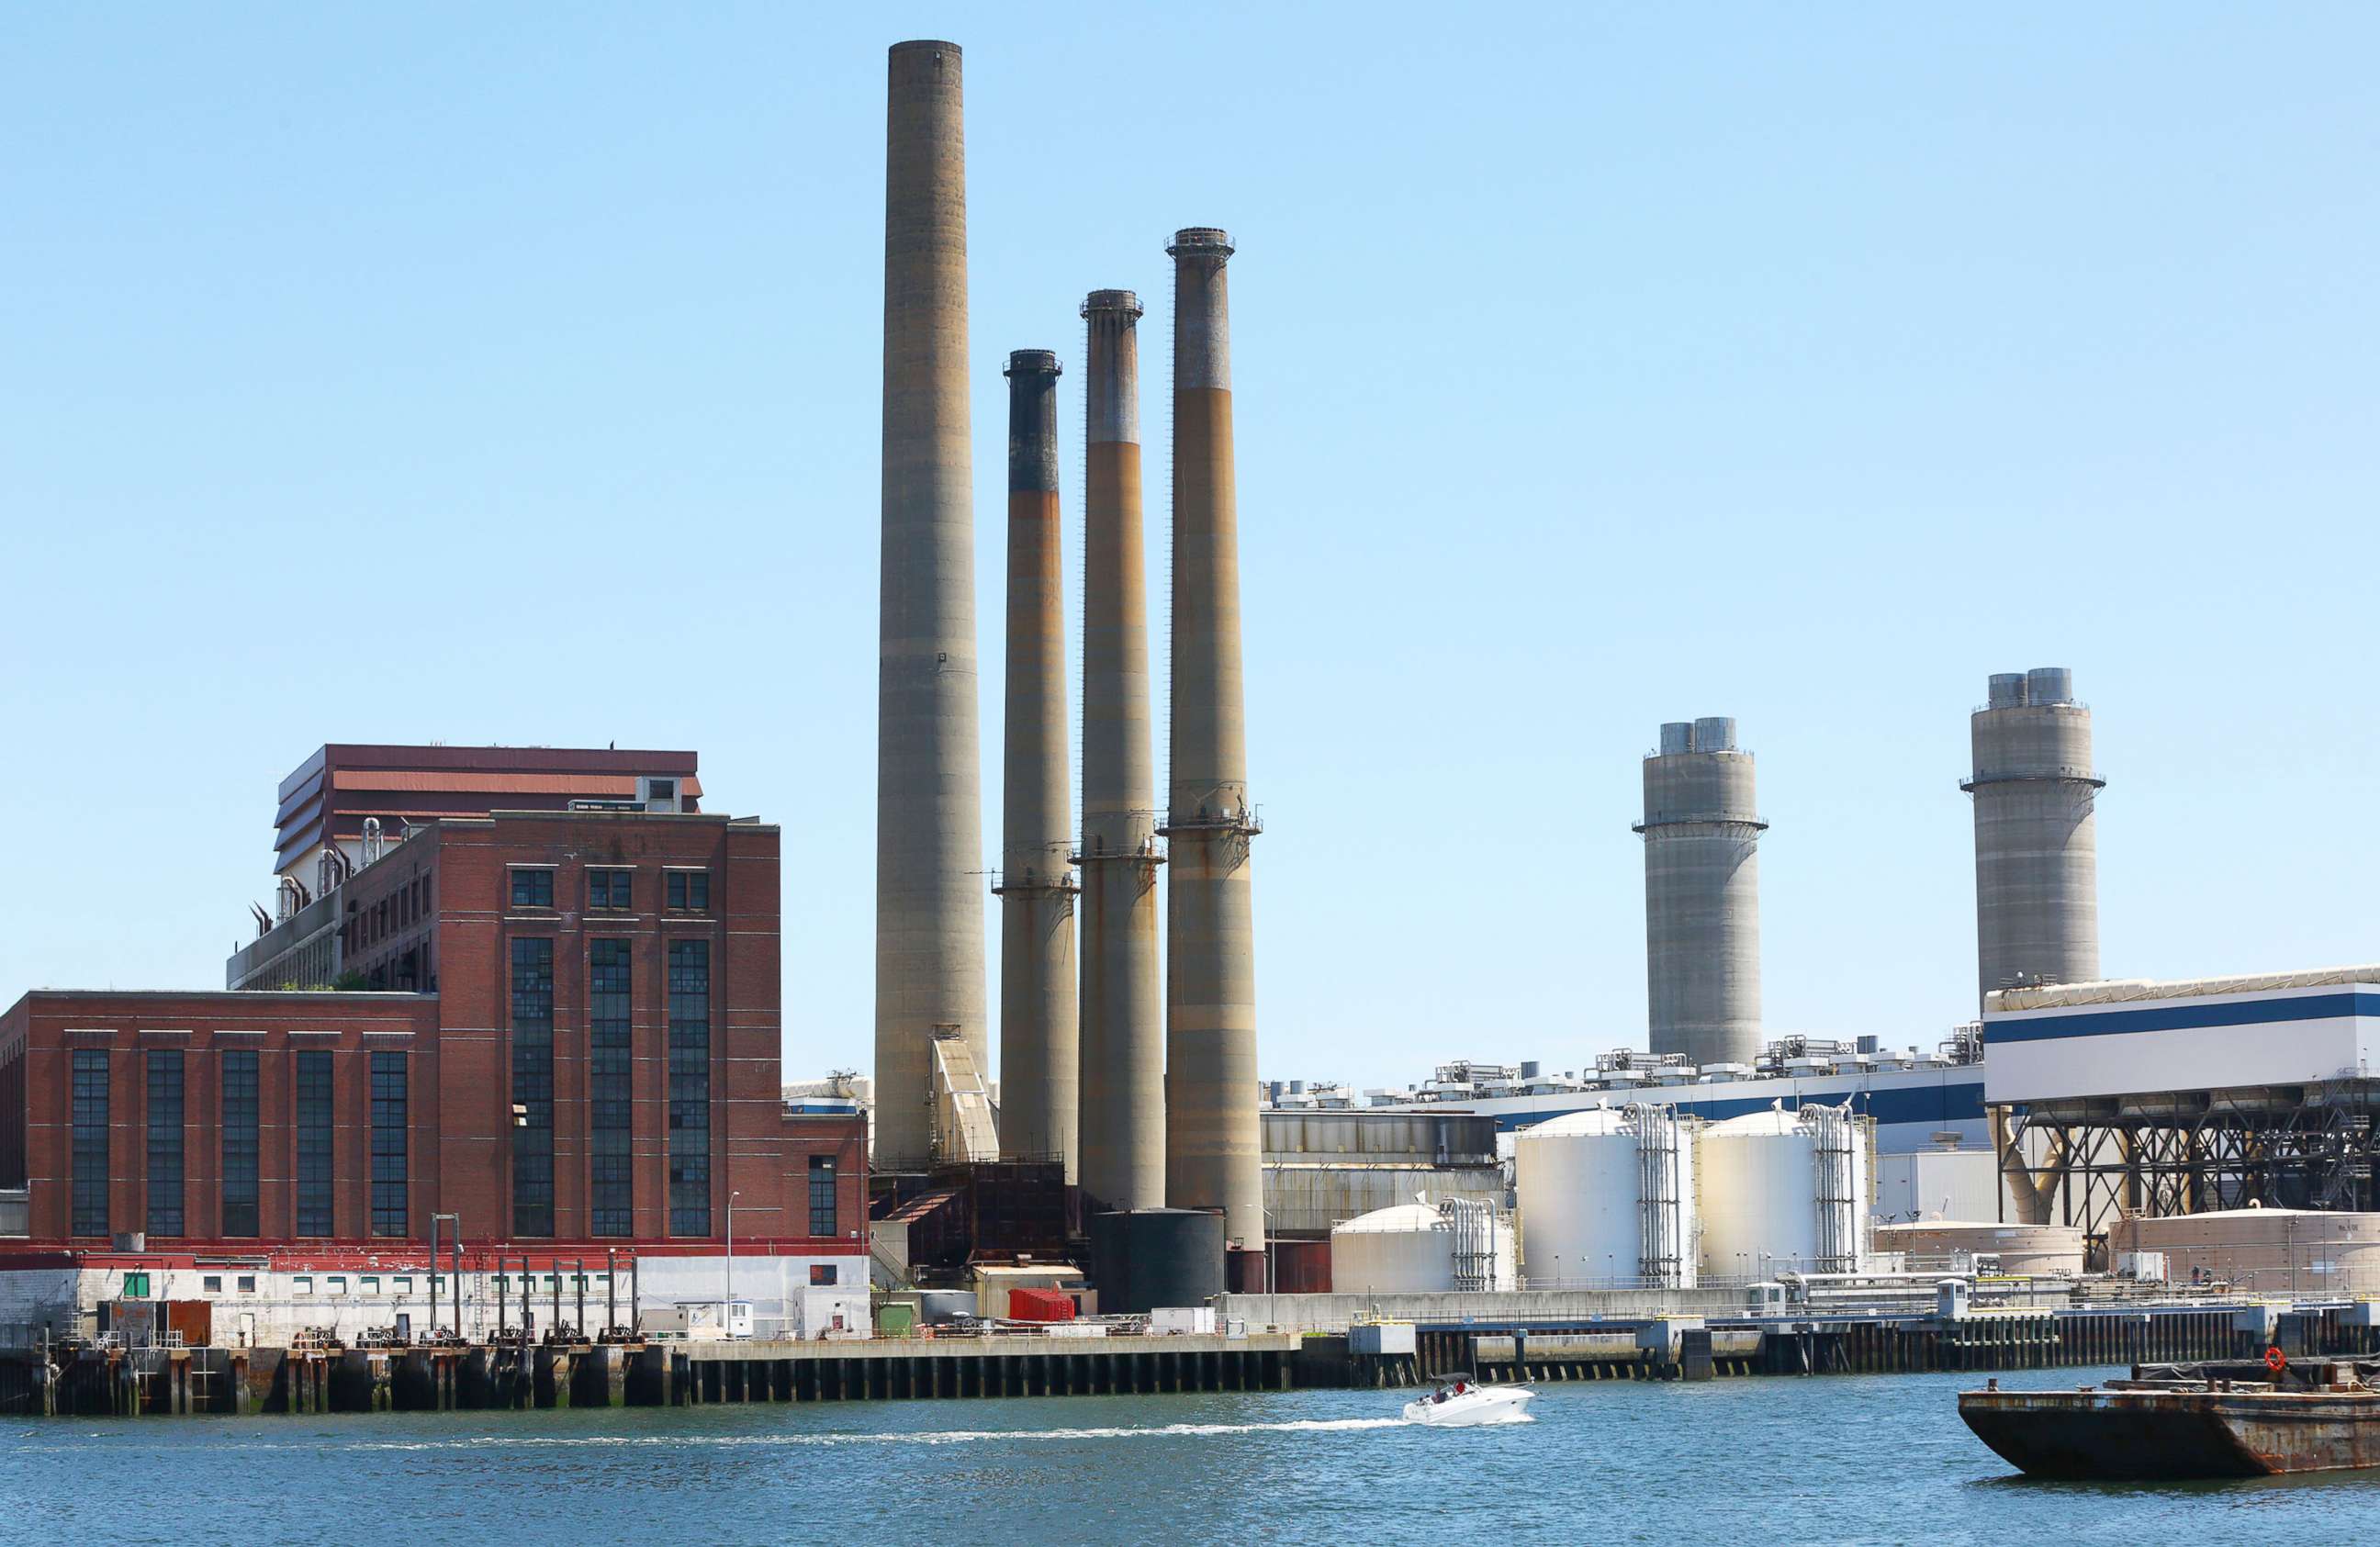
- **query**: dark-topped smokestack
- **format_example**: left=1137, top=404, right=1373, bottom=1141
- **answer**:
left=1077, top=290, right=1165, bottom=1211
left=995, top=349, right=1078, bottom=1175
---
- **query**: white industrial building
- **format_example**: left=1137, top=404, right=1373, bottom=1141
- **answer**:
left=1986, top=966, right=2380, bottom=1234
left=0, top=1250, right=871, bottom=1351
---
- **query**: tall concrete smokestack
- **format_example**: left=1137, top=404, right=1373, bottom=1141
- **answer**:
left=995, top=350, right=1078, bottom=1175
left=1162, top=228, right=1263, bottom=1247
left=1076, top=291, right=1166, bottom=1211
left=1965, top=667, right=2102, bottom=1006
left=1635, top=717, right=1766, bottom=1068
left=875, top=40, right=984, bottom=1165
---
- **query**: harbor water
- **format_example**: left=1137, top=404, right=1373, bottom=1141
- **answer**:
left=5, top=1367, right=2374, bottom=1543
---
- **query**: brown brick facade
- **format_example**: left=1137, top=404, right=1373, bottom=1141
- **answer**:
left=0, top=811, right=863, bottom=1250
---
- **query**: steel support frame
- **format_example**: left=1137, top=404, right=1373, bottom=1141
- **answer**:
left=1994, top=1082, right=2380, bottom=1238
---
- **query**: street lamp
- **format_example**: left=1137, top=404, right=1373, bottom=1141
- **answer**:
left=430, top=1212, right=461, bottom=1341
left=724, top=1190, right=742, bottom=1341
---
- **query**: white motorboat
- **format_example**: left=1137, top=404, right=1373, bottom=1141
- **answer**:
left=1402, top=1375, right=1534, bottom=1427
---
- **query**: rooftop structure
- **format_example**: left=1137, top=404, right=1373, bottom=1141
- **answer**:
left=270, top=743, right=698, bottom=891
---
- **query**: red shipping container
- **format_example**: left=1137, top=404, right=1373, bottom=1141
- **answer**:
left=1007, top=1287, right=1076, bottom=1322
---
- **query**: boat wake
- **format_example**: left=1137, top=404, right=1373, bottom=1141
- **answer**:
left=335, top=1417, right=1414, bottom=1452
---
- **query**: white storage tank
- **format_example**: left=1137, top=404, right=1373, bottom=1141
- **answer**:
left=1330, top=1203, right=1457, bottom=1293
left=1513, top=1104, right=1697, bottom=1289
left=2114, top=1207, right=2380, bottom=1293
left=1872, top=1220, right=2084, bottom=1277
left=1697, top=1103, right=1867, bottom=1280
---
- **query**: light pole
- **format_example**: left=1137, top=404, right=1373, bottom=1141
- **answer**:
left=431, top=1212, right=461, bottom=1340
left=724, top=1191, right=741, bottom=1340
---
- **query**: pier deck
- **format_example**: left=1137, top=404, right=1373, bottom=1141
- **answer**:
left=1, top=1332, right=1300, bottom=1418
left=9, top=1303, right=2377, bottom=1417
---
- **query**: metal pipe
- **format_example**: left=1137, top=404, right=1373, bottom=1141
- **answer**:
left=1077, top=288, right=1166, bottom=1214
left=996, top=347, right=1079, bottom=1178
left=724, top=1190, right=738, bottom=1340
left=606, top=1248, right=617, bottom=1337
left=1162, top=227, right=1263, bottom=1247
left=874, top=39, right=986, bottom=1167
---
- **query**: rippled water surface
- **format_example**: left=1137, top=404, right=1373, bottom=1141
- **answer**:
left=7, top=1366, right=2378, bottom=1543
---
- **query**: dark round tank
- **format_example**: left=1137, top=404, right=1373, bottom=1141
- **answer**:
left=1090, top=1208, right=1227, bottom=1314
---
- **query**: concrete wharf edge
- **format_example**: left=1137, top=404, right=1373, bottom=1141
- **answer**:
left=11, top=1304, right=2376, bottom=1416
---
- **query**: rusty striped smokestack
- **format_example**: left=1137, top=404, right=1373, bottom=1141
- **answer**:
left=1076, top=290, right=1166, bottom=1212
left=1162, top=227, right=1263, bottom=1247
left=875, top=40, right=985, bottom=1166
left=995, top=349, right=1078, bottom=1176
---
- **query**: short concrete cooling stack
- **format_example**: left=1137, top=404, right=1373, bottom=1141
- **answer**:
left=1636, top=717, right=1766, bottom=1068
left=874, top=40, right=986, bottom=1166
left=1075, top=289, right=1167, bottom=1213
left=1964, top=667, right=2103, bottom=1008
left=994, top=349, right=1079, bottom=1176
left=1161, top=228, right=1263, bottom=1248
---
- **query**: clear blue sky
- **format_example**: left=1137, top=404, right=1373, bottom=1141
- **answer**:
left=5, top=5, right=2374, bottom=1090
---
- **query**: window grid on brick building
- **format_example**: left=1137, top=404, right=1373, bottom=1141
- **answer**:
left=589, top=939, right=633, bottom=1238
left=668, top=939, right=710, bottom=1237
left=511, top=937, right=556, bottom=1237
left=145, top=1050, right=184, bottom=1239
left=809, top=1153, right=836, bottom=1238
left=589, top=869, right=632, bottom=912
left=220, top=1049, right=260, bottom=1238
left=296, top=1049, right=334, bottom=1237
left=71, top=1049, right=108, bottom=1238
left=370, top=1051, right=407, bottom=1238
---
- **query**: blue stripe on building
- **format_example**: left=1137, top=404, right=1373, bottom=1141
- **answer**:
left=1488, top=1081, right=1984, bottom=1132
left=1987, top=992, right=2380, bottom=1045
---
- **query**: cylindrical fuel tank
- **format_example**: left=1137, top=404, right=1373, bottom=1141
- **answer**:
left=1873, top=1220, right=2085, bottom=1276
left=1090, top=1207, right=1227, bottom=1314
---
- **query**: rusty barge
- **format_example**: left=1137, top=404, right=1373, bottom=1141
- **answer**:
left=1960, top=1359, right=2380, bottom=1478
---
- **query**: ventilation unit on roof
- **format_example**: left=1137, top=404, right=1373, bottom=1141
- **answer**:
left=639, top=776, right=682, bottom=814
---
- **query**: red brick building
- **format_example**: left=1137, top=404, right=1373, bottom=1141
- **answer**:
left=1, top=802, right=865, bottom=1268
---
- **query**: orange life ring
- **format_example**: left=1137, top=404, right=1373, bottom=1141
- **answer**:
left=2264, top=1345, right=2287, bottom=1374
